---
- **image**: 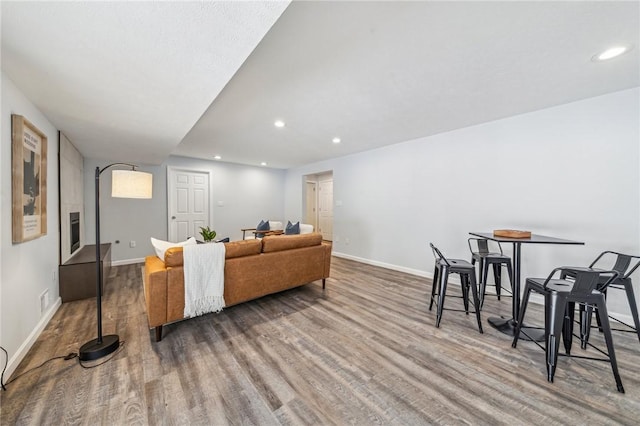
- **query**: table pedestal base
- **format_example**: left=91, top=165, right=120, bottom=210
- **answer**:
left=488, top=316, right=545, bottom=342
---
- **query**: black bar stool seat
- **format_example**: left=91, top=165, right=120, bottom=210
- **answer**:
left=429, top=243, right=483, bottom=333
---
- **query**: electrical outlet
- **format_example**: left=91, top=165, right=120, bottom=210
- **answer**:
left=40, top=289, right=50, bottom=314
left=334, top=236, right=340, bottom=243
left=345, top=237, right=350, bottom=245
left=130, top=240, right=136, bottom=248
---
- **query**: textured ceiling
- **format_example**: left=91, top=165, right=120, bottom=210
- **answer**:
left=2, top=2, right=639, bottom=169
left=1, top=1, right=290, bottom=165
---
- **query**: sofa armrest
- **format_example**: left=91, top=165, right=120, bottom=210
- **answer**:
left=321, top=241, right=332, bottom=278
left=144, top=255, right=168, bottom=327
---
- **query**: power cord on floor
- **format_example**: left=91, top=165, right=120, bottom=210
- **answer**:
left=0, top=341, right=125, bottom=390
left=1, top=346, right=8, bottom=391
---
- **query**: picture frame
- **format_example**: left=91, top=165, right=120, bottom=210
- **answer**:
left=12, top=114, right=48, bottom=243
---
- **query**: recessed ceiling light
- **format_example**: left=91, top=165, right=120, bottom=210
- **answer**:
left=592, top=45, right=632, bottom=61
left=332, top=137, right=341, bottom=144
left=261, top=162, right=267, bottom=166
left=213, top=155, right=221, bottom=160
left=274, top=120, right=285, bottom=128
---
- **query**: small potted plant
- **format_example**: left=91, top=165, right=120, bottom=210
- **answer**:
left=199, top=226, right=217, bottom=243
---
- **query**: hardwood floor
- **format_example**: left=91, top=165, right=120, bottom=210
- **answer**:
left=2, top=257, right=640, bottom=425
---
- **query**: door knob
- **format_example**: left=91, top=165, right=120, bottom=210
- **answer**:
left=171, top=216, right=176, bottom=219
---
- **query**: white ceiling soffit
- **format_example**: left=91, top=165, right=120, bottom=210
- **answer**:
left=176, top=1, right=640, bottom=169
left=1, top=1, right=290, bottom=165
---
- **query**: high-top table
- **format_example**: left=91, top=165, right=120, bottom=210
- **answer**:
left=469, top=232, right=584, bottom=338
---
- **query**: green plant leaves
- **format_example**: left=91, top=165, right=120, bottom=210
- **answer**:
left=199, top=226, right=217, bottom=242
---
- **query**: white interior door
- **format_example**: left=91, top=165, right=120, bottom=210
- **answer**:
left=318, top=179, right=333, bottom=241
left=167, top=167, right=211, bottom=242
left=305, top=181, right=317, bottom=230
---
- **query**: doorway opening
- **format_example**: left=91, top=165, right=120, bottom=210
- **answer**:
left=304, top=171, right=333, bottom=241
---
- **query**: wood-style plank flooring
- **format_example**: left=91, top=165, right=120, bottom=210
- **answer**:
left=2, top=257, right=640, bottom=425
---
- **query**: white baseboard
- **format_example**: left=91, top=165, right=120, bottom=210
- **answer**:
left=112, top=257, right=145, bottom=266
left=5, top=297, right=62, bottom=381
left=332, top=251, right=432, bottom=279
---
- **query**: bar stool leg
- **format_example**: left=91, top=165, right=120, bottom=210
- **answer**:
left=429, top=265, right=439, bottom=311
left=505, top=262, right=514, bottom=293
left=580, top=304, right=593, bottom=350
left=622, top=281, right=640, bottom=343
left=594, top=296, right=625, bottom=393
left=563, top=302, right=575, bottom=355
left=468, top=272, right=483, bottom=333
left=476, top=258, right=484, bottom=308
left=435, top=265, right=449, bottom=328
left=512, top=284, right=532, bottom=348
left=546, top=293, right=566, bottom=383
left=493, top=263, right=502, bottom=300
left=481, top=260, right=490, bottom=309
left=461, top=274, right=470, bottom=314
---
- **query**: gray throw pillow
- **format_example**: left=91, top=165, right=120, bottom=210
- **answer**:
left=256, top=219, right=270, bottom=237
left=285, top=221, right=300, bottom=235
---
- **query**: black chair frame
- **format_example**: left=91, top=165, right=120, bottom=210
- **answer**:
left=576, top=251, right=640, bottom=346
left=429, top=243, right=483, bottom=333
left=512, top=267, right=624, bottom=392
left=468, top=238, right=514, bottom=308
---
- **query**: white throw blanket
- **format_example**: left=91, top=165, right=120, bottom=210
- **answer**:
left=183, top=243, right=226, bottom=317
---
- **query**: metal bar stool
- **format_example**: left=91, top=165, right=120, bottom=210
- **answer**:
left=570, top=251, right=640, bottom=348
left=429, top=243, right=483, bottom=333
left=512, top=267, right=624, bottom=392
left=468, top=238, right=513, bottom=308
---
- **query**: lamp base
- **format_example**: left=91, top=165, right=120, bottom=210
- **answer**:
left=79, top=334, right=120, bottom=361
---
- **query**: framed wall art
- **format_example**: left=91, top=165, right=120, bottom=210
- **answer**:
left=12, top=114, right=48, bottom=243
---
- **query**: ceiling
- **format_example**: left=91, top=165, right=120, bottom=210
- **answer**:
left=1, top=1, right=289, bottom=165
left=2, top=1, right=639, bottom=169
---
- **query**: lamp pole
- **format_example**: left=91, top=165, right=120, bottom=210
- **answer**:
left=79, top=163, right=139, bottom=361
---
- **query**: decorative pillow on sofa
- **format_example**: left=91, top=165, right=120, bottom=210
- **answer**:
left=268, top=221, right=284, bottom=231
left=151, top=237, right=196, bottom=260
left=285, top=221, right=300, bottom=235
left=299, top=223, right=313, bottom=234
left=256, top=219, right=270, bottom=238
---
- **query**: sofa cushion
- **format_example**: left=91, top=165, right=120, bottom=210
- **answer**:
left=164, top=239, right=262, bottom=267
left=262, top=232, right=323, bottom=253
left=224, top=239, right=262, bottom=259
left=285, top=221, right=300, bottom=235
left=151, top=237, right=196, bottom=260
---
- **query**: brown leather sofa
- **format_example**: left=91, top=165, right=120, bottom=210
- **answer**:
left=144, top=232, right=331, bottom=341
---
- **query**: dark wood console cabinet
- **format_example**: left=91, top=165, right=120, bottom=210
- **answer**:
left=59, top=243, right=111, bottom=303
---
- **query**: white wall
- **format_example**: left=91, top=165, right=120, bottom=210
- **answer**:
left=83, top=155, right=285, bottom=262
left=1, top=72, right=60, bottom=376
left=285, top=88, right=640, bottom=317
left=83, top=158, right=165, bottom=263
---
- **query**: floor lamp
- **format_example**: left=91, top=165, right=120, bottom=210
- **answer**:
left=79, top=163, right=153, bottom=361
